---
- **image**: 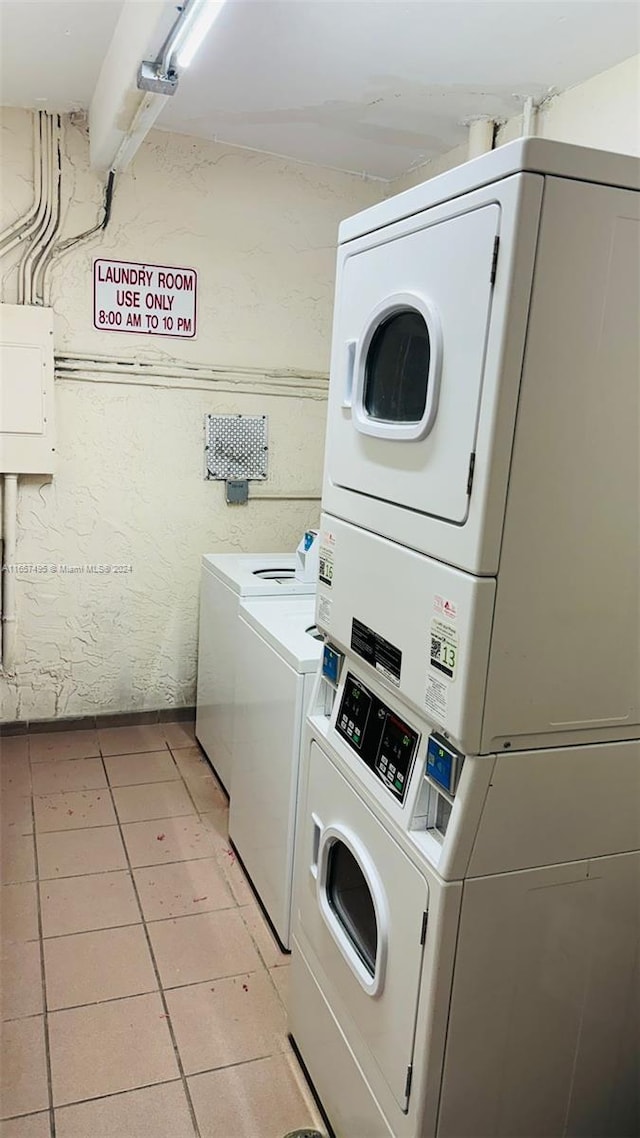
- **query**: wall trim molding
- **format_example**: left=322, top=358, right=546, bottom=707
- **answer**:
left=55, top=353, right=330, bottom=400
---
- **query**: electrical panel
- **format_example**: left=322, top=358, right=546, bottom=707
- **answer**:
left=0, top=304, right=55, bottom=474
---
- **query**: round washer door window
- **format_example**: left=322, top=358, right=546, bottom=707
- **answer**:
left=364, top=309, right=431, bottom=424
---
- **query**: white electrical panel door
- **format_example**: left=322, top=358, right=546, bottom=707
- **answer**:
left=325, top=204, right=499, bottom=528
left=0, top=304, right=55, bottom=474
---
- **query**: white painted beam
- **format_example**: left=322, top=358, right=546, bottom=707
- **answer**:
left=89, top=0, right=176, bottom=172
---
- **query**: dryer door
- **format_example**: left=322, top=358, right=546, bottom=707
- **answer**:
left=328, top=203, right=499, bottom=524
left=298, top=741, right=429, bottom=1112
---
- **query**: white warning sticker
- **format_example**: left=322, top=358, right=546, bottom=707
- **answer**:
left=317, top=594, right=333, bottom=629
left=433, top=594, right=458, bottom=621
left=430, top=618, right=458, bottom=682
left=425, top=672, right=448, bottom=723
left=319, top=531, right=335, bottom=588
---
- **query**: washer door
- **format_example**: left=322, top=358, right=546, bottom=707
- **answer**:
left=298, top=741, right=429, bottom=1112
left=328, top=203, right=500, bottom=524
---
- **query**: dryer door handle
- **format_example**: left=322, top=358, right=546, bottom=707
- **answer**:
left=310, top=813, right=323, bottom=880
left=341, top=340, right=356, bottom=409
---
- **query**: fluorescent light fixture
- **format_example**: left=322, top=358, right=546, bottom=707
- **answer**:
left=138, top=0, right=227, bottom=96
left=174, top=1, right=226, bottom=68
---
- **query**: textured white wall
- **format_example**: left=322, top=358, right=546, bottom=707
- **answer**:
left=389, top=53, right=640, bottom=193
left=0, top=109, right=381, bottom=721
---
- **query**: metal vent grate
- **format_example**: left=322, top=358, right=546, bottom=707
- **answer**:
left=204, top=414, right=268, bottom=481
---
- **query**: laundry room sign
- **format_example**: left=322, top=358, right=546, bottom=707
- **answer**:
left=93, top=258, right=197, bottom=339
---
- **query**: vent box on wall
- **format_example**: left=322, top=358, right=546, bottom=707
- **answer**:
left=0, top=304, right=55, bottom=474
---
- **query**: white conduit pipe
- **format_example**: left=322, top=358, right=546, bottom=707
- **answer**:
left=18, top=112, right=53, bottom=304
left=33, top=117, right=63, bottom=305
left=2, top=475, right=18, bottom=673
left=26, top=113, right=57, bottom=304
left=468, top=119, right=495, bottom=160
left=522, top=97, right=538, bottom=137
left=15, top=113, right=50, bottom=299
left=0, top=112, right=44, bottom=256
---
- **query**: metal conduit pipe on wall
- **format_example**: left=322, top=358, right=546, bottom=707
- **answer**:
left=2, top=475, right=18, bottom=672
left=0, top=112, right=45, bottom=257
left=467, top=118, right=496, bottom=160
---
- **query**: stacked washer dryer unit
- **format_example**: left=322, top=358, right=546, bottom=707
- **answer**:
left=290, top=139, right=640, bottom=1138
left=195, top=552, right=316, bottom=793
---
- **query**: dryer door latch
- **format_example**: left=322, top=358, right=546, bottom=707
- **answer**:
left=405, top=1064, right=413, bottom=1102
left=490, top=235, right=500, bottom=284
left=420, top=910, right=428, bottom=945
left=466, top=452, right=476, bottom=496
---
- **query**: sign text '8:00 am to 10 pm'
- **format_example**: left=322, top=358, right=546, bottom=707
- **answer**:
left=93, top=258, right=197, bottom=339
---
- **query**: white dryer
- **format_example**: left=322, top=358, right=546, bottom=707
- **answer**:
left=318, top=139, right=640, bottom=756
left=322, top=138, right=639, bottom=576
left=195, top=553, right=315, bottom=792
left=228, top=595, right=322, bottom=947
left=290, top=664, right=640, bottom=1138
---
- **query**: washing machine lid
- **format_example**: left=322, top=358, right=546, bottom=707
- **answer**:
left=201, top=553, right=315, bottom=596
left=240, top=596, right=323, bottom=672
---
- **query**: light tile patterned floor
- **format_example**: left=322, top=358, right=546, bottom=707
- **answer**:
left=0, top=723, right=324, bottom=1138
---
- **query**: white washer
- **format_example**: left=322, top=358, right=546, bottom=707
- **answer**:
left=290, top=665, right=640, bottom=1138
left=322, top=138, right=639, bottom=576
left=195, top=553, right=315, bottom=792
left=229, top=595, right=322, bottom=947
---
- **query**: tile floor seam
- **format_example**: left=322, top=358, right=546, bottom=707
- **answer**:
left=1, top=1010, right=50, bottom=1025
left=50, top=1077, right=189, bottom=1119
left=0, top=1078, right=182, bottom=1123
left=185, top=1050, right=276, bottom=1079
left=43, top=985, right=162, bottom=1015
left=31, top=779, right=57, bottom=1138
left=32, top=821, right=120, bottom=836
left=150, top=964, right=269, bottom=995
left=104, top=772, right=204, bottom=1138
left=170, top=768, right=202, bottom=820
left=98, top=744, right=171, bottom=759
left=38, top=851, right=219, bottom=878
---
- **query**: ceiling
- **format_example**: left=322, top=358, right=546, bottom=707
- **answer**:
left=1, top=0, right=638, bottom=178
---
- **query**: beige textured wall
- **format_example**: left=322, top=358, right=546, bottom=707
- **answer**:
left=0, top=109, right=382, bottom=721
left=389, top=53, right=640, bottom=193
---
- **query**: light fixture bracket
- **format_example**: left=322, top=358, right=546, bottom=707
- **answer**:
left=137, top=60, right=179, bottom=97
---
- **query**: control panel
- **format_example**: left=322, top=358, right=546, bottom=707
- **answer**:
left=336, top=672, right=420, bottom=804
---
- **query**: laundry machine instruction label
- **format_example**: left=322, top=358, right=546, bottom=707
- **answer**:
left=317, top=594, right=333, bottom=629
left=425, top=672, right=449, bottom=722
left=318, top=531, right=335, bottom=587
left=351, top=618, right=402, bottom=686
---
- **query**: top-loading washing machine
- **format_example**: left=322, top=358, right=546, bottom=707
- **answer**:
left=321, top=137, right=639, bottom=577
left=195, top=552, right=316, bottom=792
left=229, top=594, right=323, bottom=947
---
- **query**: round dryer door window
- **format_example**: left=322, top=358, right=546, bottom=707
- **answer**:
left=352, top=292, right=443, bottom=442
left=364, top=310, right=431, bottom=423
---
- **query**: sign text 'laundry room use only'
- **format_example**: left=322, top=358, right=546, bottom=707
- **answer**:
left=93, top=259, right=197, bottom=339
